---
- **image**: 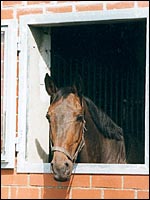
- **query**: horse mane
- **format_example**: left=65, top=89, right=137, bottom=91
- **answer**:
left=84, top=97, right=124, bottom=141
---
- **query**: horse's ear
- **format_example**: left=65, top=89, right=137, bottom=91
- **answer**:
left=44, top=73, right=57, bottom=96
left=72, top=74, right=83, bottom=97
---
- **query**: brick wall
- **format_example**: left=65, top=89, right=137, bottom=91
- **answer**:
left=1, top=1, right=149, bottom=199
left=1, top=170, right=149, bottom=199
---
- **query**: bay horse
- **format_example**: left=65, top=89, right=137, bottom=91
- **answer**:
left=44, top=73, right=126, bottom=181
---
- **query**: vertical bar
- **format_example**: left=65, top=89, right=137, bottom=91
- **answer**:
left=104, top=65, right=107, bottom=112
left=88, top=59, right=90, bottom=98
left=110, top=65, right=113, bottom=119
left=125, top=68, right=129, bottom=141
left=69, top=58, right=72, bottom=85
left=63, top=57, right=66, bottom=86
left=120, top=67, right=124, bottom=128
left=116, top=68, right=119, bottom=124
left=98, top=63, right=102, bottom=109
left=130, top=67, right=134, bottom=139
left=93, top=59, right=96, bottom=104
left=136, top=64, right=139, bottom=141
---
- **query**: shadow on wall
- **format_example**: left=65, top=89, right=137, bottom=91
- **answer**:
left=42, top=176, right=73, bottom=199
left=35, top=139, right=49, bottom=163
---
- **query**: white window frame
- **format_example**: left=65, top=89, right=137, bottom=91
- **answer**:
left=18, top=8, right=149, bottom=174
left=1, top=20, right=17, bottom=168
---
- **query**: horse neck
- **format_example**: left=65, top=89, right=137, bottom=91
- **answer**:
left=83, top=98, right=103, bottom=138
left=82, top=98, right=126, bottom=163
left=79, top=99, right=104, bottom=162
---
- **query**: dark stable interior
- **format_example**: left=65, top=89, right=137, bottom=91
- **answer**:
left=51, top=19, right=146, bottom=163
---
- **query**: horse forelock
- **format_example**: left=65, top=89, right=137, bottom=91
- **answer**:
left=51, top=87, right=75, bottom=104
left=84, top=97, right=124, bottom=141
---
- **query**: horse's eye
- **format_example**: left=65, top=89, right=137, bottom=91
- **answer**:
left=77, top=114, right=84, bottom=122
left=46, top=113, right=50, bottom=122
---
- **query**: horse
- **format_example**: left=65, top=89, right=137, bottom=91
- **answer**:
left=44, top=73, right=126, bottom=181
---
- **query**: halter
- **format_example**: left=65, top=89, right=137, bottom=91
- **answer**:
left=50, top=119, right=87, bottom=163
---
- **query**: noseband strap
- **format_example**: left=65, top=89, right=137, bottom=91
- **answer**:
left=51, top=134, right=85, bottom=162
left=52, top=146, right=73, bottom=161
left=51, top=120, right=86, bottom=162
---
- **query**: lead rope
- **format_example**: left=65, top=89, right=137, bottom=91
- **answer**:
left=67, top=119, right=87, bottom=198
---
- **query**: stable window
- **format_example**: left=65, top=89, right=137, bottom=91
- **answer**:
left=1, top=20, right=17, bottom=168
left=51, top=20, right=146, bottom=164
left=18, top=9, right=149, bottom=174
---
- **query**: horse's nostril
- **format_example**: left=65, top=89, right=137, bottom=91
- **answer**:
left=65, top=162, right=69, bottom=168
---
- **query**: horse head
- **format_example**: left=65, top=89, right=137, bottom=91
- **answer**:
left=44, top=73, right=85, bottom=181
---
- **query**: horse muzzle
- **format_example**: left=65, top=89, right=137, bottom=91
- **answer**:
left=51, top=152, right=73, bottom=182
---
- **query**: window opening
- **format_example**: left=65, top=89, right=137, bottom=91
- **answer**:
left=51, top=19, right=146, bottom=164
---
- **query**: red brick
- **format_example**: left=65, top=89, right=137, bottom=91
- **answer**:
left=107, top=1, right=134, bottom=10
left=137, top=191, right=149, bottom=199
left=104, top=189, right=135, bottom=199
left=27, top=1, right=51, bottom=5
left=68, top=174, right=90, bottom=187
left=1, top=9, right=13, bottom=19
left=11, top=187, right=39, bottom=199
left=13, top=174, right=28, bottom=186
left=124, top=175, right=149, bottom=190
left=16, top=97, right=18, bottom=114
left=16, top=114, right=18, bottom=132
left=46, top=5, right=72, bottom=13
left=41, top=188, right=69, bottom=199
left=1, top=171, right=13, bottom=185
left=1, top=187, right=9, bottom=199
left=72, top=189, right=101, bottom=199
left=17, top=61, right=19, bottom=78
left=92, top=175, right=122, bottom=188
left=2, top=172, right=28, bottom=186
left=76, top=3, right=103, bottom=12
left=56, top=174, right=90, bottom=188
left=1, top=170, right=14, bottom=175
left=16, top=8, right=43, bottom=18
left=138, top=1, right=149, bottom=7
left=16, top=79, right=19, bottom=96
left=3, top=1, right=23, bottom=6
left=30, top=174, right=58, bottom=187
